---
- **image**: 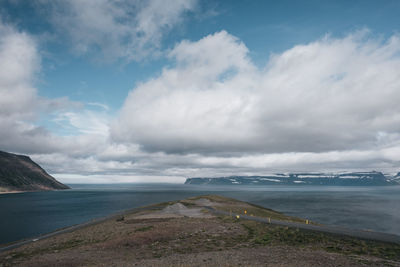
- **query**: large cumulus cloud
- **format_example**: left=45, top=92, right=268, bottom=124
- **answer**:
left=0, top=20, right=53, bottom=154
left=112, top=30, right=400, bottom=157
left=0, top=21, right=39, bottom=120
left=0, top=19, right=107, bottom=156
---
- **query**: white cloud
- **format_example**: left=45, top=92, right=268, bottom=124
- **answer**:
left=43, top=0, right=198, bottom=61
left=112, top=31, right=260, bottom=153
left=52, top=109, right=110, bottom=136
left=0, top=20, right=55, bottom=154
left=112, top=31, right=400, bottom=157
left=0, top=21, right=39, bottom=120
left=0, top=19, right=109, bottom=157
left=87, top=102, right=110, bottom=111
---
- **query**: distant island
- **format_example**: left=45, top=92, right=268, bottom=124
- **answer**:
left=0, top=150, right=69, bottom=193
left=185, top=171, right=400, bottom=186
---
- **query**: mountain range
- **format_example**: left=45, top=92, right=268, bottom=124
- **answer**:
left=185, top=171, right=400, bottom=186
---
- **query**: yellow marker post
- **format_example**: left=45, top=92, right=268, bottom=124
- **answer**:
left=306, top=219, right=309, bottom=225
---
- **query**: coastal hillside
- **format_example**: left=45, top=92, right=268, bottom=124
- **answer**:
left=185, top=171, right=400, bottom=186
left=0, top=151, right=69, bottom=193
left=1, top=195, right=399, bottom=266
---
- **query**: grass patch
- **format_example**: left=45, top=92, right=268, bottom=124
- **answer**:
left=242, top=223, right=256, bottom=240
left=6, top=238, right=89, bottom=262
left=135, top=226, right=154, bottom=232
left=234, top=220, right=400, bottom=261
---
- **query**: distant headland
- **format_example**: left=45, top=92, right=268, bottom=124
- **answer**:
left=0, top=150, right=69, bottom=193
left=185, top=171, right=400, bottom=186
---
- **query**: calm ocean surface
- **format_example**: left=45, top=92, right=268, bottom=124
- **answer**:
left=0, top=184, right=399, bottom=245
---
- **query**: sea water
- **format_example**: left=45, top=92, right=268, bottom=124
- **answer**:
left=0, top=184, right=399, bottom=245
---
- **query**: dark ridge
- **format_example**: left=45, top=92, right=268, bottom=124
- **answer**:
left=0, top=150, right=69, bottom=193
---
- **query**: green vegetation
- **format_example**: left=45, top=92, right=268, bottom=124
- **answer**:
left=7, top=237, right=100, bottom=261
left=235, top=219, right=400, bottom=261
left=135, top=226, right=154, bottom=232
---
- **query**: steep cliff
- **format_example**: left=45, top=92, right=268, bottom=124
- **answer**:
left=0, top=151, right=69, bottom=193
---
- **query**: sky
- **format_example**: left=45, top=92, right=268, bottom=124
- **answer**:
left=1, top=0, right=400, bottom=184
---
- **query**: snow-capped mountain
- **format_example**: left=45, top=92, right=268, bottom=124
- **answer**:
left=185, top=171, right=400, bottom=186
